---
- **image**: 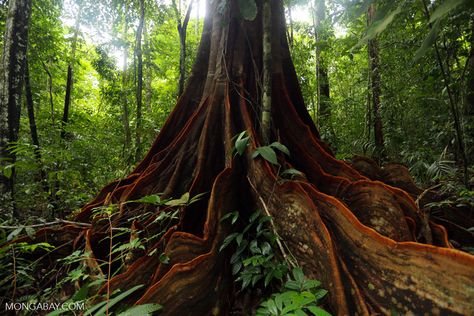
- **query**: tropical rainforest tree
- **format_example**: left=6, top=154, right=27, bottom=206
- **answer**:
left=0, top=0, right=32, bottom=214
left=8, top=0, right=474, bottom=315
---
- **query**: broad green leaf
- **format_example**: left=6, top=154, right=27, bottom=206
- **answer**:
left=234, top=131, right=250, bottom=156
left=270, top=142, right=290, bottom=156
left=413, top=20, right=441, bottom=62
left=117, top=303, right=162, bottom=316
left=307, top=305, right=332, bottom=316
left=130, top=194, right=162, bottom=205
left=354, top=3, right=402, bottom=49
left=91, top=284, right=144, bottom=316
left=219, top=232, right=239, bottom=252
left=252, top=146, right=278, bottom=165
left=430, top=0, right=466, bottom=23
left=292, top=267, right=305, bottom=284
left=7, top=227, right=23, bottom=241
left=237, top=0, right=257, bottom=21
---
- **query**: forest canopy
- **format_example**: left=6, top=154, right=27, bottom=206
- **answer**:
left=0, top=0, right=473, bottom=315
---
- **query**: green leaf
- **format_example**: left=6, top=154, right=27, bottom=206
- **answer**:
left=281, top=168, right=303, bottom=179
left=430, top=0, right=466, bottom=23
left=307, top=306, right=332, bottom=316
left=221, top=211, right=239, bottom=225
left=220, top=232, right=239, bottom=252
left=234, top=131, right=250, bottom=156
left=413, top=20, right=441, bottom=62
left=72, top=283, right=90, bottom=302
left=117, top=304, right=162, bottom=316
left=159, top=253, right=170, bottom=264
left=25, top=227, right=35, bottom=238
left=252, top=146, right=279, bottom=165
left=232, top=261, right=242, bottom=275
left=7, top=227, right=23, bottom=241
left=165, top=192, right=190, bottom=206
left=292, top=267, right=305, bottom=284
left=91, top=284, right=144, bottom=316
left=3, top=164, right=13, bottom=179
left=354, top=3, right=402, bottom=49
left=270, top=142, right=290, bottom=156
left=237, top=0, right=257, bottom=21
left=261, top=241, right=272, bottom=256
left=131, top=194, right=162, bottom=205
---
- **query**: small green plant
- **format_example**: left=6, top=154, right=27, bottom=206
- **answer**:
left=255, top=267, right=330, bottom=316
left=220, top=210, right=287, bottom=289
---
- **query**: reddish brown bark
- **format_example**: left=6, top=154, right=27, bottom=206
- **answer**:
left=9, top=1, right=474, bottom=315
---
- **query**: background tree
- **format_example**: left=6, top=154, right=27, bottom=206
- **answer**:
left=0, top=0, right=32, bottom=214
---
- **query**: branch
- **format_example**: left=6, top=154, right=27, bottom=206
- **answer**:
left=0, top=219, right=91, bottom=229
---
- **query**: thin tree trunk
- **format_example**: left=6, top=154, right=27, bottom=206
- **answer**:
left=135, top=0, right=145, bottom=161
left=144, top=22, right=152, bottom=113
left=173, top=0, right=193, bottom=97
left=0, top=0, right=32, bottom=214
left=465, top=14, right=474, bottom=166
left=421, top=0, right=468, bottom=186
left=41, top=61, right=55, bottom=127
left=61, top=6, right=82, bottom=140
left=121, top=4, right=132, bottom=160
left=261, top=0, right=272, bottom=144
left=24, top=58, right=48, bottom=193
left=367, top=4, right=384, bottom=161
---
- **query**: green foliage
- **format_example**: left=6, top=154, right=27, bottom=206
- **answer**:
left=220, top=211, right=331, bottom=315
left=252, top=142, right=290, bottom=166
left=255, top=267, right=330, bottom=316
left=220, top=210, right=286, bottom=290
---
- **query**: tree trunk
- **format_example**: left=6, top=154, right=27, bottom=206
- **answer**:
left=17, top=1, right=474, bottom=315
left=144, top=22, right=152, bottom=113
left=313, top=0, right=330, bottom=128
left=121, top=5, right=132, bottom=161
left=0, top=0, right=32, bottom=213
left=135, top=0, right=145, bottom=162
left=261, top=0, right=272, bottom=144
left=465, top=14, right=474, bottom=169
left=367, top=4, right=384, bottom=161
left=24, top=58, right=48, bottom=192
left=61, top=6, right=82, bottom=140
left=173, top=0, right=193, bottom=97
left=41, top=61, right=55, bottom=127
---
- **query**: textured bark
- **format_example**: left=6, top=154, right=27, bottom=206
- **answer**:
left=261, top=0, right=272, bottom=144
left=367, top=4, right=384, bottom=161
left=10, top=1, right=474, bottom=315
left=0, top=0, right=32, bottom=209
left=135, top=0, right=145, bottom=161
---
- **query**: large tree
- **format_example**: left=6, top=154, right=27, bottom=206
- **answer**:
left=0, top=0, right=32, bottom=211
left=14, top=0, right=474, bottom=315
